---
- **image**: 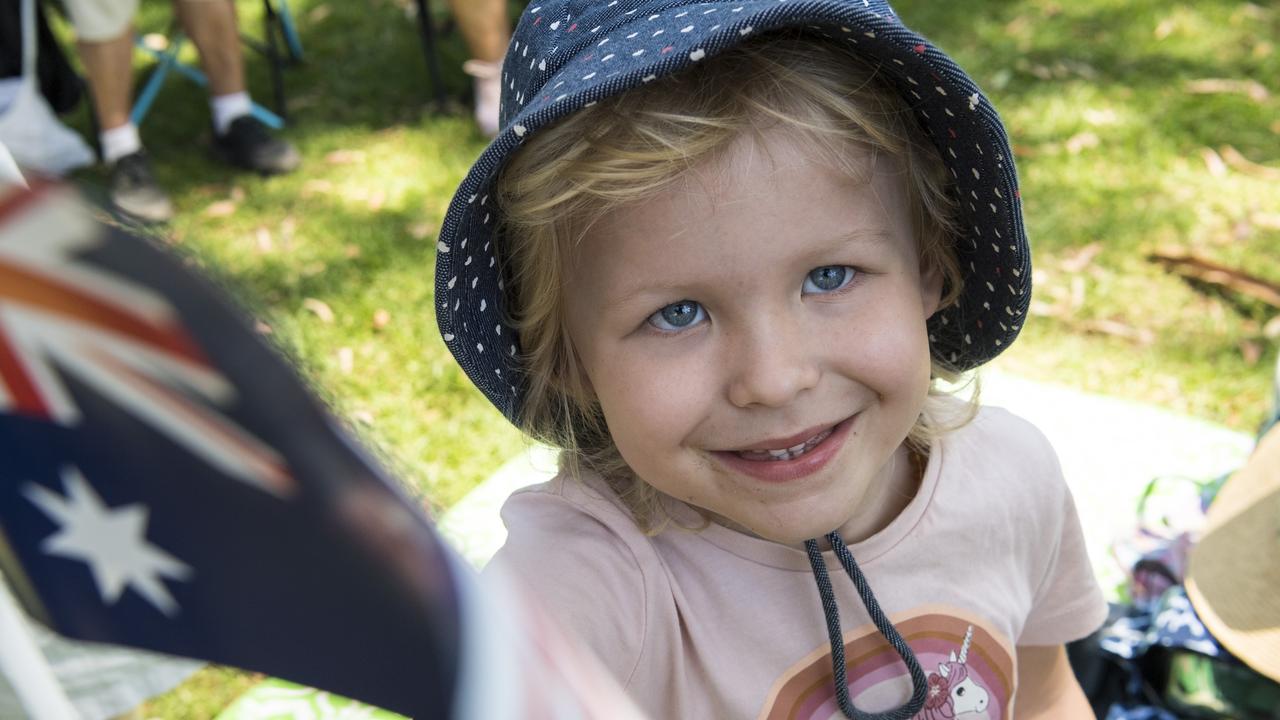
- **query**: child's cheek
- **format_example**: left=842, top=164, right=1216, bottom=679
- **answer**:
left=593, top=343, right=713, bottom=447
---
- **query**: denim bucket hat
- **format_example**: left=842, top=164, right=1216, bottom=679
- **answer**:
left=436, top=0, right=1032, bottom=424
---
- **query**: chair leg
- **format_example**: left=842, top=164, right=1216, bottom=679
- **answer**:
left=414, top=0, right=449, bottom=112
left=261, top=0, right=287, bottom=120
left=274, top=0, right=305, bottom=62
left=133, top=34, right=286, bottom=130
left=131, top=35, right=186, bottom=127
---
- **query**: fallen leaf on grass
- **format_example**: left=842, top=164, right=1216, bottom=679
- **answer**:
left=1184, top=78, right=1269, bottom=102
left=308, top=3, right=331, bottom=22
left=367, top=189, right=387, bottom=212
left=407, top=221, right=435, bottom=240
left=1219, top=145, right=1280, bottom=181
left=1029, top=300, right=1154, bottom=346
left=302, top=298, right=336, bottom=323
left=372, top=309, right=391, bottom=330
left=1154, top=17, right=1177, bottom=40
left=325, top=149, right=366, bottom=165
left=1060, top=241, right=1102, bottom=273
left=1070, top=276, right=1086, bottom=309
left=204, top=200, right=238, bottom=217
left=254, top=320, right=273, bottom=335
left=1083, top=107, right=1118, bottom=126
left=1078, top=319, right=1155, bottom=346
left=344, top=244, right=361, bottom=259
left=302, top=179, right=333, bottom=197
left=254, top=227, right=273, bottom=252
left=1264, top=315, right=1280, bottom=339
left=1240, top=339, right=1262, bottom=366
left=1012, top=144, right=1039, bottom=159
left=352, top=410, right=375, bottom=426
left=287, top=94, right=322, bottom=113
left=1200, top=147, right=1228, bottom=177
left=1004, top=15, right=1031, bottom=37
left=1065, top=131, right=1100, bottom=155
left=337, top=347, right=354, bottom=374
left=1029, top=300, right=1056, bottom=317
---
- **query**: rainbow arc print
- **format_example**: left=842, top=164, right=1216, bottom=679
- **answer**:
left=760, top=609, right=1014, bottom=720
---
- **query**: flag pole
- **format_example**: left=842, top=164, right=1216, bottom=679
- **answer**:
left=0, top=574, right=79, bottom=719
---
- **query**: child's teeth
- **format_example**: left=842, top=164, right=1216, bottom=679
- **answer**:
left=733, top=427, right=835, bottom=461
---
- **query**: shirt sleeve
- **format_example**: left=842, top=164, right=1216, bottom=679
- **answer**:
left=1017, top=438, right=1109, bottom=646
left=483, top=480, right=650, bottom=688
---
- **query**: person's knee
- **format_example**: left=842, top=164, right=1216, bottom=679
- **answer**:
left=61, top=0, right=140, bottom=43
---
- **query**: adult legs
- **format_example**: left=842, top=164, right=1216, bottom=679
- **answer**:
left=448, top=0, right=509, bottom=64
left=173, top=0, right=245, bottom=99
left=173, top=0, right=299, bottom=174
left=68, top=0, right=174, bottom=223
left=447, top=0, right=510, bottom=136
left=76, top=31, right=135, bottom=135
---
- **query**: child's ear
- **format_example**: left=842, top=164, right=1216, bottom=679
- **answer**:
left=919, top=259, right=945, bottom=319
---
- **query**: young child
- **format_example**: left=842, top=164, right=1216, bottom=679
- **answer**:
left=435, top=1, right=1107, bottom=717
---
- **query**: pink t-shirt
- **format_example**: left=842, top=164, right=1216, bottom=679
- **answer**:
left=486, top=405, right=1108, bottom=719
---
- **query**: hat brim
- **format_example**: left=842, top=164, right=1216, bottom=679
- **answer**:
left=1186, top=422, right=1280, bottom=684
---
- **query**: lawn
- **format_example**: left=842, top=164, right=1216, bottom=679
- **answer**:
left=47, top=0, right=1280, bottom=716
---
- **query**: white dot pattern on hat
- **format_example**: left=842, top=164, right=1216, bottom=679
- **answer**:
left=436, top=0, right=1031, bottom=423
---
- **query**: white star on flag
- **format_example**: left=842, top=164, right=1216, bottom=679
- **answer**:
left=23, top=466, right=193, bottom=617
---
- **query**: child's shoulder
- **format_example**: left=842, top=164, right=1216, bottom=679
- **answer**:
left=497, top=469, right=654, bottom=564
left=506, top=469, right=637, bottom=528
left=966, top=402, right=1054, bottom=448
left=940, top=401, right=1065, bottom=485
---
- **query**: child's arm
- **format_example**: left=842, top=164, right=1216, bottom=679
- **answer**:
left=1012, top=644, right=1092, bottom=718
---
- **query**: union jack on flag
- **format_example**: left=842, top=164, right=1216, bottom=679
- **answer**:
left=0, top=182, right=460, bottom=716
left=0, top=182, right=646, bottom=720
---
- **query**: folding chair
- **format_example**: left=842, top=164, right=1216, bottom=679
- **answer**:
left=131, top=0, right=303, bottom=129
left=412, top=0, right=449, bottom=111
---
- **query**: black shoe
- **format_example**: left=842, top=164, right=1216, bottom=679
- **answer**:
left=213, top=116, right=301, bottom=175
left=108, top=151, right=174, bottom=224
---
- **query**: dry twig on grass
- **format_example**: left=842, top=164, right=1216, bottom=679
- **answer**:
left=1149, top=248, right=1280, bottom=308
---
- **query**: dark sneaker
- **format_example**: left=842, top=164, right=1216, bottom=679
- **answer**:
left=213, top=116, right=301, bottom=175
left=109, top=151, right=174, bottom=224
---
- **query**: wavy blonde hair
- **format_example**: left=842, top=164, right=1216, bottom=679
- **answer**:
left=495, top=30, right=977, bottom=532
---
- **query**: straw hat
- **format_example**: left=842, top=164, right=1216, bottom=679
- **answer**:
left=1185, top=422, right=1280, bottom=684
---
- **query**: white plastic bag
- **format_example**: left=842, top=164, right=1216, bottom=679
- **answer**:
left=0, top=0, right=94, bottom=176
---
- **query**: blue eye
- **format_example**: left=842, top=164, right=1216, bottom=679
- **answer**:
left=803, top=266, right=856, bottom=294
left=648, top=300, right=705, bottom=331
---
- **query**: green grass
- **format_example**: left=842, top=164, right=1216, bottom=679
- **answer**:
left=47, top=0, right=1280, bottom=716
left=894, top=0, right=1280, bottom=429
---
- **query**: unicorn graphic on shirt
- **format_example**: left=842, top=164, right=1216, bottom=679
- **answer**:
left=918, top=625, right=990, bottom=719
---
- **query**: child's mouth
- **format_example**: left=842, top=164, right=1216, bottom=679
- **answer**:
left=734, top=428, right=834, bottom=461
left=711, top=415, right=855, bottom=483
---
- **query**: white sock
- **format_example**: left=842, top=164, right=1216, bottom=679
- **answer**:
left=100, top=123, right=142, bottom=165
left=210, top=92, right=253, bottom=135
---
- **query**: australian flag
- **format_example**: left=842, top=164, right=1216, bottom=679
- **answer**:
left=0, top=182, right=645, bottom=719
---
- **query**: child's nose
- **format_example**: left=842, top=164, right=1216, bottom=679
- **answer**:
left=725, top=320, right=822, bottom=409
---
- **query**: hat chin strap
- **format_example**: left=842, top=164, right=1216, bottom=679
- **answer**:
left=804, top=532, right=928, bottom=720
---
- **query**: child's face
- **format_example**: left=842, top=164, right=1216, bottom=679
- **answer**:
left=562, top=129, right=944, bottom=545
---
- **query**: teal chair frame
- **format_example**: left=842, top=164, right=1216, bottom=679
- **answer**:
left=131, top=0, right=302, bottom=129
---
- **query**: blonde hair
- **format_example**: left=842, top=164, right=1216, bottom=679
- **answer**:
left=496, top=30, right=977, bottom=531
